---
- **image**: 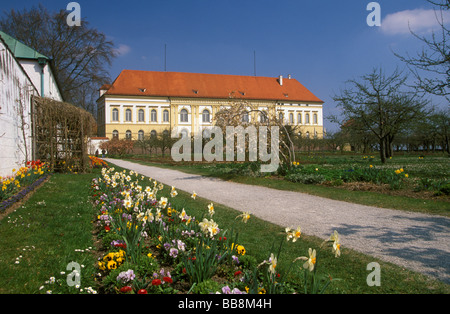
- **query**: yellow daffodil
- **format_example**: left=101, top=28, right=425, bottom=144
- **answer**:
left=236, top=211, right=251, bottom=223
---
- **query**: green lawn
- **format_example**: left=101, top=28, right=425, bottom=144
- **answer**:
left=0, top=171, right=100, bottom=294
left=0, top=164, right=448, bottom=294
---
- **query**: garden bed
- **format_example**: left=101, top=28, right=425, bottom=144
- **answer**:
left=90, top=166, right=342, bottom=294
left=1, top=160, right=51, bottom=217
left=326, top=181, right=450, bottom=201
left=0, top=174, right=51, bottom=220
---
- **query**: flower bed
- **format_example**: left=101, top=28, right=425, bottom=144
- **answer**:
left=0, top=160, right=50, bottom=213
left=91, top=167, right=342, bottom=294
left=89, top=156, right=109, bottom=168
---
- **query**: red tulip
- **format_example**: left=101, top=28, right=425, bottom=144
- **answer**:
left=137, top=289, right=148, bottom=294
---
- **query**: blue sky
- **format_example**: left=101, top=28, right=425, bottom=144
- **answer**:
left=2, top=0, right=448, bottom=132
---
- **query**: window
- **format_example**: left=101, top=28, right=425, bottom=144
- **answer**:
left=289, top=113, right=294, bottom=124
left=305, top=113, right=310, bottom=124
left=297, top=113, right=302, bottom=125
left=278, top=112, right=284, bottom=122
left=137, top=130, right=144, bottom=141
left=163, top=130, right=169, bottom=138
left=112, top=130, right=119, bottom=139
left=138, top=109, right=145, bottom=122
left=112, top=109, right=119, bottom=122
left=202, top=109, right=210, bottom=123
left=260, top=111, right=268, bottom=123
left=242, top=111, right=249, bottom=123
left=306, top=131, right=310, bottom=138
left=126, top=130, right=132, bottom=140
left=313, top=113, right=318, bottom=124
left=180, top=109, right=188, bottom=122
left=151, top=130, right=157, bottom=138
left=163, top=109, right=169, bottom=122
left=125, top=109, right=132, bottom=122
left=151, top=109, right=157, bottom=122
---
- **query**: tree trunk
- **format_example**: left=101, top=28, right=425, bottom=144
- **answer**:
left=379, top=137, right=386, bottom=163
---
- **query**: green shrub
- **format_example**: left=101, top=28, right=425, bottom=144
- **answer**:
left=439, top=183, right=450, bottom=195
left=285, top=173, right=326, bottom=184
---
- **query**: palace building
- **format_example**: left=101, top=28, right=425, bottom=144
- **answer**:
left=96, top=70, right=324, bottom=141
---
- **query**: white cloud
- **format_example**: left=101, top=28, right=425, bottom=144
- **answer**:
left=114, top=44, right=131, bottom=56
left=381, top=9, right=450, bottom=35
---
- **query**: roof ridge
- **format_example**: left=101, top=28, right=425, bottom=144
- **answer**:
left=0, top=30, right=49, bottom=60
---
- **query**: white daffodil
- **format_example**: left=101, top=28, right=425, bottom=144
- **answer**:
left=159, top=197, right=168, bottom=209
left=303, top=248, right=316, bottom=272
left=268, top=253, right=277, bottom=275
left=208, top=203, right=215, bottom=217
left=285, top=226, right=301, bottom=242
left=330, top=230, right=341, bottom=257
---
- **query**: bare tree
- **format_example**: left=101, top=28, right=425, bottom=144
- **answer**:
left=213, top=97, right=298, bottom=168
left=332, top=67, right=429, bottom=163
left=394, top=0, right=450, bottom=101
left=0, top=4, right=117, bottom=113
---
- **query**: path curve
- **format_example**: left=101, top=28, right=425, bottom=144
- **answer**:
left=104, top=158, right=450, bottom=284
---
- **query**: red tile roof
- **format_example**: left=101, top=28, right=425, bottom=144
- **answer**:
left=103, top=70, right=323, bottom=103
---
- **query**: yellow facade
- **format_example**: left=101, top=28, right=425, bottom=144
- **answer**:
left=97, top=95, right=324, bottom=140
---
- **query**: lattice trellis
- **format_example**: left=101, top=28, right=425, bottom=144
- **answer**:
left=31, top=96, right=96, bottom=173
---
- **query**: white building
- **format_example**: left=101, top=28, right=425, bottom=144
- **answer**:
left=0, top=31, right=63, bottom=177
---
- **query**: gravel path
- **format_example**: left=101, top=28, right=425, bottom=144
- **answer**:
left=105, top=158, right=450, bottom=284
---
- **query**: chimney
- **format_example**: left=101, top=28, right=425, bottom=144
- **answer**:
left=278, top=75, right=283, bottom=86
left=288, top=74, right=292, bottom=80
left=99, top=84, right=111, bottom=97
